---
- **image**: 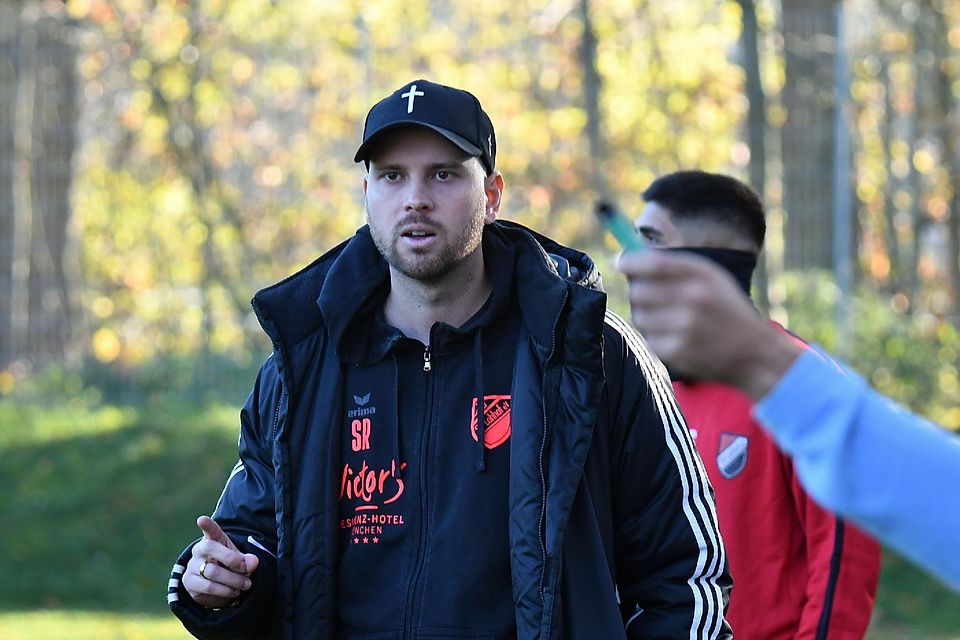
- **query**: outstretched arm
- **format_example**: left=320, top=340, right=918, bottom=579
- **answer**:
left=616, top=249, right=960, bottom=591
left=182, top=516, right=260, bottom=609
left=756, top=349, right=960, bottom=591
left=168, top=355, right=284, bottom=638
left=616, top=249, right=801, bottom=399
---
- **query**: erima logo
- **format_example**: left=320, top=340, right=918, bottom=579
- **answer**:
left=348, top=392, right=376, bottom=418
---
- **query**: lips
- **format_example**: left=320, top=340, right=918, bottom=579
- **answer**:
left=399, top=224, right=438, bottom=245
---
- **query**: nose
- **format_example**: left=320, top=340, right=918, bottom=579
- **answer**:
left=403, top=179, right=432, bottom=213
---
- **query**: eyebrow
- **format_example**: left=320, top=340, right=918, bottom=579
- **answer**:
left=370, top=159, right=469, bottom=171
left=427, top=160, right=469, bottom=171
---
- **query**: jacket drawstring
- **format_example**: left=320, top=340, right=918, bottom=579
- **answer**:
left=391, top=352, right=403, bottom=477
left=474, top=327, right=486, bottom=472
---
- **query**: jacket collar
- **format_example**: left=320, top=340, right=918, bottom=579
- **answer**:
left=251, top=221, right=605, bottom=363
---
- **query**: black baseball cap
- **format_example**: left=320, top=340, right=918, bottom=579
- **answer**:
left=354, top=79, right=497, bottom=175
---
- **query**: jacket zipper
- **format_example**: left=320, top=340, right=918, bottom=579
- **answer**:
left=538, top=366, right=549, bottom=605
left=538, top=289, right=567, bottom=608
left=270, top=389, right=284, bottom=442
left=269, top=385, right=285, bottom=557
left=404, top=341, right=435, bottom=638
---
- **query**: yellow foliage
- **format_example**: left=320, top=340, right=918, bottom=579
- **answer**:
left=67, top=0, right=778, bottom=365
left=912, top=149, right=935, bottom=174
left=142, top=9, right=191, bottom=62
left=548, top=108, right=587, bottom=137
left=938, top=407, right=960, bottom=430
left=92, top=328, right=122, bottom=363
left=130, top=58, right=152, bottom=82
left=157, top=66, right=190, bottom=102
left=67, top=0, right=93, bottom=20
left=0, top=371, right=14, bottom=395
left=91, top=296, right=115, bottom=319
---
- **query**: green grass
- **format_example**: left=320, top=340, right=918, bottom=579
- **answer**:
left=2, top=395, right=959, bottom=638
left=866, top=550, right=960, bottom=638
left=0, top=611, right=192, bottom=639
left=1, top=398, right=239, bottom=613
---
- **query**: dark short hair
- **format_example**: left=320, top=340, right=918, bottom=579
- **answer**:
left=642, top=170, right=766, bottom=249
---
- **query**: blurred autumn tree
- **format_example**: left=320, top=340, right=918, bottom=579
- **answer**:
left=0, top=1, right=79, bottom=372
left=60, top=0, right=743, bottom=373
left=2, top=0, right=960, bottom=428
left=779, top=0, right=841, bottom=270
left=849, top=0, right=960, bottom=317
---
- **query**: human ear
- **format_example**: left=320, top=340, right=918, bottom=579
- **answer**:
left=484, top=172, right=504, bottom=222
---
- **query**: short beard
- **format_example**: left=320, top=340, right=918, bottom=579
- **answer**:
left=370, top=207, right=486, bottom=282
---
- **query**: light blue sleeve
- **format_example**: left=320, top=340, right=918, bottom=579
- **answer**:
left=754, top=348, right=960, bottom=591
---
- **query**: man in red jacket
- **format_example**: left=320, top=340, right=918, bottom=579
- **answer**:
left=635, top=170, right=881, bottom=639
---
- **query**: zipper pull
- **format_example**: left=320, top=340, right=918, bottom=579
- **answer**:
left=423, top=346, right=432, bottom=372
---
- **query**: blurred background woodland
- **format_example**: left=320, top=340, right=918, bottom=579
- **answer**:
left=2, top=0, right=960, bottom=637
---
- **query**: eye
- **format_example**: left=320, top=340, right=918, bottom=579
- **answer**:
left=383, top=171, right=401, bottom=182
left=436, top=170, right=452, bottom=181
left=638, top=228, right=662, bottom=246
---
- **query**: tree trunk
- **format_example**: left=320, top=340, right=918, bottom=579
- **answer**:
left=32, top=4, right=79, bottom=365
left=578, top=0, right=610, bottom=200
left=880, top=52, right=904, bottom=293
left=905, top=10, right=927, bottom=306
left=0, top=1, right=18, bottom=365
left=780, top=0, right=839, bottom=269
left=930, top=1, right=959, bottom=318
left=0, top=1, right=79, bottom=369
left=737, top=0, right=770, bottom=311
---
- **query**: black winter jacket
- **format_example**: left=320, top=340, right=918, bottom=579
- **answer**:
left=168, top=221, right=732, bottom=639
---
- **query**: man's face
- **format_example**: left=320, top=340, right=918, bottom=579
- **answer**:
left=635, top=201, right=686, bottom=248
left=364, top=127, right=499, bottom=282
left=635, top=201, right=757, bottom=252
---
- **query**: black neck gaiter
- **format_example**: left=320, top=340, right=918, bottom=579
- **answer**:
left=668, top=247, right=757, bottom=297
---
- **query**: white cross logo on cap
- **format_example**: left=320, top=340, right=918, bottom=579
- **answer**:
left=401, top=84, right=425, bottom=113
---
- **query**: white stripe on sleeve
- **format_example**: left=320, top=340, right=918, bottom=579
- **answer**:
left=606, top=310, right=728, bottom=640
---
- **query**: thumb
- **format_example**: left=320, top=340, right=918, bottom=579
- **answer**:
left=242, top=552, right=261, bottom=575
left=196, top=515, right=237, bottom=552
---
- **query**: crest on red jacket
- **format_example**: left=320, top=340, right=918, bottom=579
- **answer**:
left=717, top=432, right=749, bottom=479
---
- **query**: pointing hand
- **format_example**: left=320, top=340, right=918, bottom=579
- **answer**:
left=183, top=516, right=261, bottom=609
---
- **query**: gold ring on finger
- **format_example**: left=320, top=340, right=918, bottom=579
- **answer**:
left=199, top=559, right=212, bottom=579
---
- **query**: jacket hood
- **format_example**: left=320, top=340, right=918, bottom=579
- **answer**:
left=251, top=220, right=604, bottom=363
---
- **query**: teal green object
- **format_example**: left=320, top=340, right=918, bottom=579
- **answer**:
left=595, top=201, right=646, bottom=252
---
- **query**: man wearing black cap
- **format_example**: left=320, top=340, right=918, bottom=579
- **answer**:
left=167, top=80, right=731, bottom=639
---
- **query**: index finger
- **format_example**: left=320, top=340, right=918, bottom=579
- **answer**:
left=194, top=516, right=248, bottom=574
left=197, top=515, right=227, bottom=542
left=193, top=540, right=250, bottom=575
